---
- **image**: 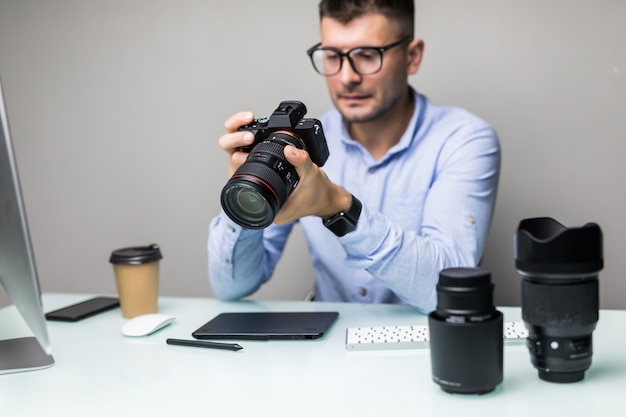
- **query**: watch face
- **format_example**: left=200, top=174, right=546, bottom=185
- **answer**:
left=323, top=195, right=361, bottom=237
left=325, top=214, right=355, bottom=237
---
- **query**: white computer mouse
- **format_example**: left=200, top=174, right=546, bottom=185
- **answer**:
left=121, top=313, right=175, bottom=337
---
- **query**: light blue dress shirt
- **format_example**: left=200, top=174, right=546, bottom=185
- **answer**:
left=208, top=89, right=500, bottom=313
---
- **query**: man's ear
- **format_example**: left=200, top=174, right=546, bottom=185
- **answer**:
left=408, top=38, right=425, bottom=75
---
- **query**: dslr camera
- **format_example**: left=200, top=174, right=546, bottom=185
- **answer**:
left=220, top=100, right=329, bottom=229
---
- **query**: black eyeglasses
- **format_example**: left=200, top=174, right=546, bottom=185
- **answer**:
left=306, top=36, right=412, bottom=76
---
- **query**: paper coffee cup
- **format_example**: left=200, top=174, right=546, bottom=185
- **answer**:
left=109, top=244, right=163, bottom=318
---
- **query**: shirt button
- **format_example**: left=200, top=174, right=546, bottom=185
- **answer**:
left=368, top=168, right=376, bottom=174
left=359, top=288, right=367, bottom=296
left=228, top=226, right=236, bottom=233
left=225, top=259, right=232, bottom=265
left=467, top=216, right=475, bottom=224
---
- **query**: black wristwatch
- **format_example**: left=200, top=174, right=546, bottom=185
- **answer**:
left=323, top=194, right=362, bottom=237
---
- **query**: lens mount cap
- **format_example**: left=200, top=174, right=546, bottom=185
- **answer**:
left=437, top=267, right=492, bottom=289
left=436, top=267, right=495, bottom=317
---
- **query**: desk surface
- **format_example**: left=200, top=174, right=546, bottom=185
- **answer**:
left=1, top=294, right=625, bottom=417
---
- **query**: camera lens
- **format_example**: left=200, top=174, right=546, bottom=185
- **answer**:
left=222, top=186, right=274, bottom=227
left=220, top=132, right=303, bottom=229
left=428, top=267, right=503, bottom=394
left=515, top=217, right=603, bottom=383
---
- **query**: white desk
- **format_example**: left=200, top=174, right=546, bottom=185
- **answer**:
left=1, top=294, right=625, bottom=417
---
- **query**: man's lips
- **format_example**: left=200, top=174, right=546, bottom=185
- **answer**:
left=338, top=93, right=370, bottom=102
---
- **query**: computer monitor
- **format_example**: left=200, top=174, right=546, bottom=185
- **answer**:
left=0, top=76, right=55, bottom=374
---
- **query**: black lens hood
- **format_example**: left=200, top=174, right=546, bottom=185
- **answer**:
left=514, top=217, right=603, bottom=274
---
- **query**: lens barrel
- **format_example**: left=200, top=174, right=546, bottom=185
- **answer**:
left=220, top=132, right=302, bottom=229
left=515, top=217, right=603, bottom=383
left=429, top=267, right=503, bottom=394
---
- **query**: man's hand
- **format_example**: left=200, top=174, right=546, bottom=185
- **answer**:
left=218, top=111, right=256, bottom=178
left=274, top=145, right=352, bottom=224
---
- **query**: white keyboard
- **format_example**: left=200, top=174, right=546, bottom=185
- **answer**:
left=345, top=321, right=528, bottom=351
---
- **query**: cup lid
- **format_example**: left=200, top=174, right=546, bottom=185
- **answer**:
left=109, top=244, right=162, bottom=265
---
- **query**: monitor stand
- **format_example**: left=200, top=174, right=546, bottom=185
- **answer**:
left=0, top=337, right=54, bottom=374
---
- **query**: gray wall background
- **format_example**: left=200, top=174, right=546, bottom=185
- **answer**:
left=1, top=0, right=624, bottom=309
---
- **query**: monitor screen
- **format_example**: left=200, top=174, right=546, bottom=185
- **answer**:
left=0, top=76, right=54, bottom=374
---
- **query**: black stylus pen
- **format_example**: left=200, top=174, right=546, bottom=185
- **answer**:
left=166, top=338, right=243, bottom=351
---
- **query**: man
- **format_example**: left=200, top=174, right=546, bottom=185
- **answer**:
left=208, top=0, right=500, bottom=313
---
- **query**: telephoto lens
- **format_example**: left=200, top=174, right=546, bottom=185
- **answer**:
left=428, top=267, right=503, bottom=394
left=515, top=217, right=603, bottom=383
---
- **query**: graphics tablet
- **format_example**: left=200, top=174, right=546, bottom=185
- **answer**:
left=192, top=311, right=339, bottom=340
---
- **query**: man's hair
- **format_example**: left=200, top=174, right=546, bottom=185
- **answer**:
left=318, top=0, right=414, bottom=37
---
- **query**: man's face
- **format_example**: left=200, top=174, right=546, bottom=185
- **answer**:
left=319, top=14, right=418, bottom=123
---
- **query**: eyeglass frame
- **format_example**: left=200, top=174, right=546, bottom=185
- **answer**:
left=306, top=36, right=413, bottom=76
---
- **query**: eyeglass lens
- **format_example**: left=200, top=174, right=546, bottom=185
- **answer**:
left=310, top=47, right=383, bottom=76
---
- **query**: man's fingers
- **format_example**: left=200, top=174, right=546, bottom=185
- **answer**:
left=224, top=111, right=254, bottom=133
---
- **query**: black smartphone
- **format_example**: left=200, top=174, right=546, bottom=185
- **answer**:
left=45, top=296, right=120, bottom=322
